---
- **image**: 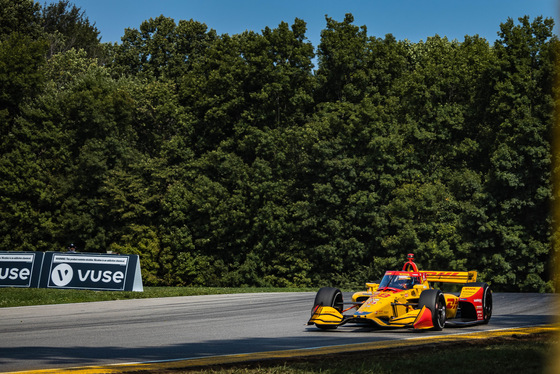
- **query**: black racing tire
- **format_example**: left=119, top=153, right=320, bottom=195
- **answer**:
left=418, top=289, right=446, bottom=331
left=311, top=287, right=344, bottom=330
left=311, top=287, right=343, bottom=316
left=470, top=282, right=492, bottom=324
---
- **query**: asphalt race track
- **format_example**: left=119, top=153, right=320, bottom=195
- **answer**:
left=0, top=292, right=557, bottom=373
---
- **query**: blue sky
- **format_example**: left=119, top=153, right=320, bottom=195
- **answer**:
left=62, top=0, right=558, bottom=47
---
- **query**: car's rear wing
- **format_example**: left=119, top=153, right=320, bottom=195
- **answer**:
left=420, top=270, right=477, bottom=284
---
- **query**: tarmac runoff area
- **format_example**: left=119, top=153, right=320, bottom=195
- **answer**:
left=7, top=324, right=558, bottom=374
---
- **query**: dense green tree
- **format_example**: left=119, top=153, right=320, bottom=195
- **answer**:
left=0, top=32, right=47, bottom=118
left=315, top=13, right=369, bottom=103
left=178, top=19, right=315, bottom=154
left=477, top=16, right=557, bottom=291
left=41, top=0, right=101, bottom=58
left=111, top=15, right=217, bottom=79
left=0, top=6, right=555, bottom=291
left=0, top=0, right=42, bottom=38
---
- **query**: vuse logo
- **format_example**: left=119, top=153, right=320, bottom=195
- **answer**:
left=51, top=264, right=73, bottom=286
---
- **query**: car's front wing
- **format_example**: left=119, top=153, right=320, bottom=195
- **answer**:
left=308, top=306, right=436, bottom=330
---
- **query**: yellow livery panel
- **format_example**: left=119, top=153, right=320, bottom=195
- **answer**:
left=422, top=270, right=477, bottom=284
left=308, top=306, right=343, bottom=326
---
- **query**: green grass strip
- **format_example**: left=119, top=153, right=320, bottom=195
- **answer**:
left=0, top=287, right=315, bottom=308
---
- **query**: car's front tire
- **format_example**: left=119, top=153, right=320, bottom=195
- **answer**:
left=418, top=289, right=446, bottom=331
left=311, top=287, right=344, bottom=330
left=312, top=287, right=343, bottom=315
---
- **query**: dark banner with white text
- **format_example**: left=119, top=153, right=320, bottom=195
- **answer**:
left=0, top=251, right=143, bottom=291
left=40, top=252, right=143, bottom=291
left=0, top=252, right=43, bottom=288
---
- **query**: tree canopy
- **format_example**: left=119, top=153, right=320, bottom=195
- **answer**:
left=1, top=1, right=558, bottom=292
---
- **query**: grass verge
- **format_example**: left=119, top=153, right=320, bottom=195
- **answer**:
left=162, top=332, right=555, bottom=374
left=0, top=287, right=315, bottom=308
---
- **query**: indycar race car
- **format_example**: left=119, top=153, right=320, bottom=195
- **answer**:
left=308, top=254, right=492, bottom=331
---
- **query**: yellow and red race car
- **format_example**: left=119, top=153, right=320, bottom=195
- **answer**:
left=308, top=254, right=492, bottom=331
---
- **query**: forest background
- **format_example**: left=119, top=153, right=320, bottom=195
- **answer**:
left=1, top=0, right=558, bottom=292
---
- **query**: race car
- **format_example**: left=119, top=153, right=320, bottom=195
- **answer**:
left=308, top=253, right=492, bottom=331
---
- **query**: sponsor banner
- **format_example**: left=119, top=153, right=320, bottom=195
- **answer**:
left=0, top=252, right=44, bottom=288
left=40, top=252, right=143, bottom=292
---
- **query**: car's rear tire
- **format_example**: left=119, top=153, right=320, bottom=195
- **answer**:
left=470, top=282, right=492, bottom=324
left=418, top=289, right=446, bottom=331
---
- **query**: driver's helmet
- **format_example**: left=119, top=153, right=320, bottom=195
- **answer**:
left=395, top=275, right=414, bottom=289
